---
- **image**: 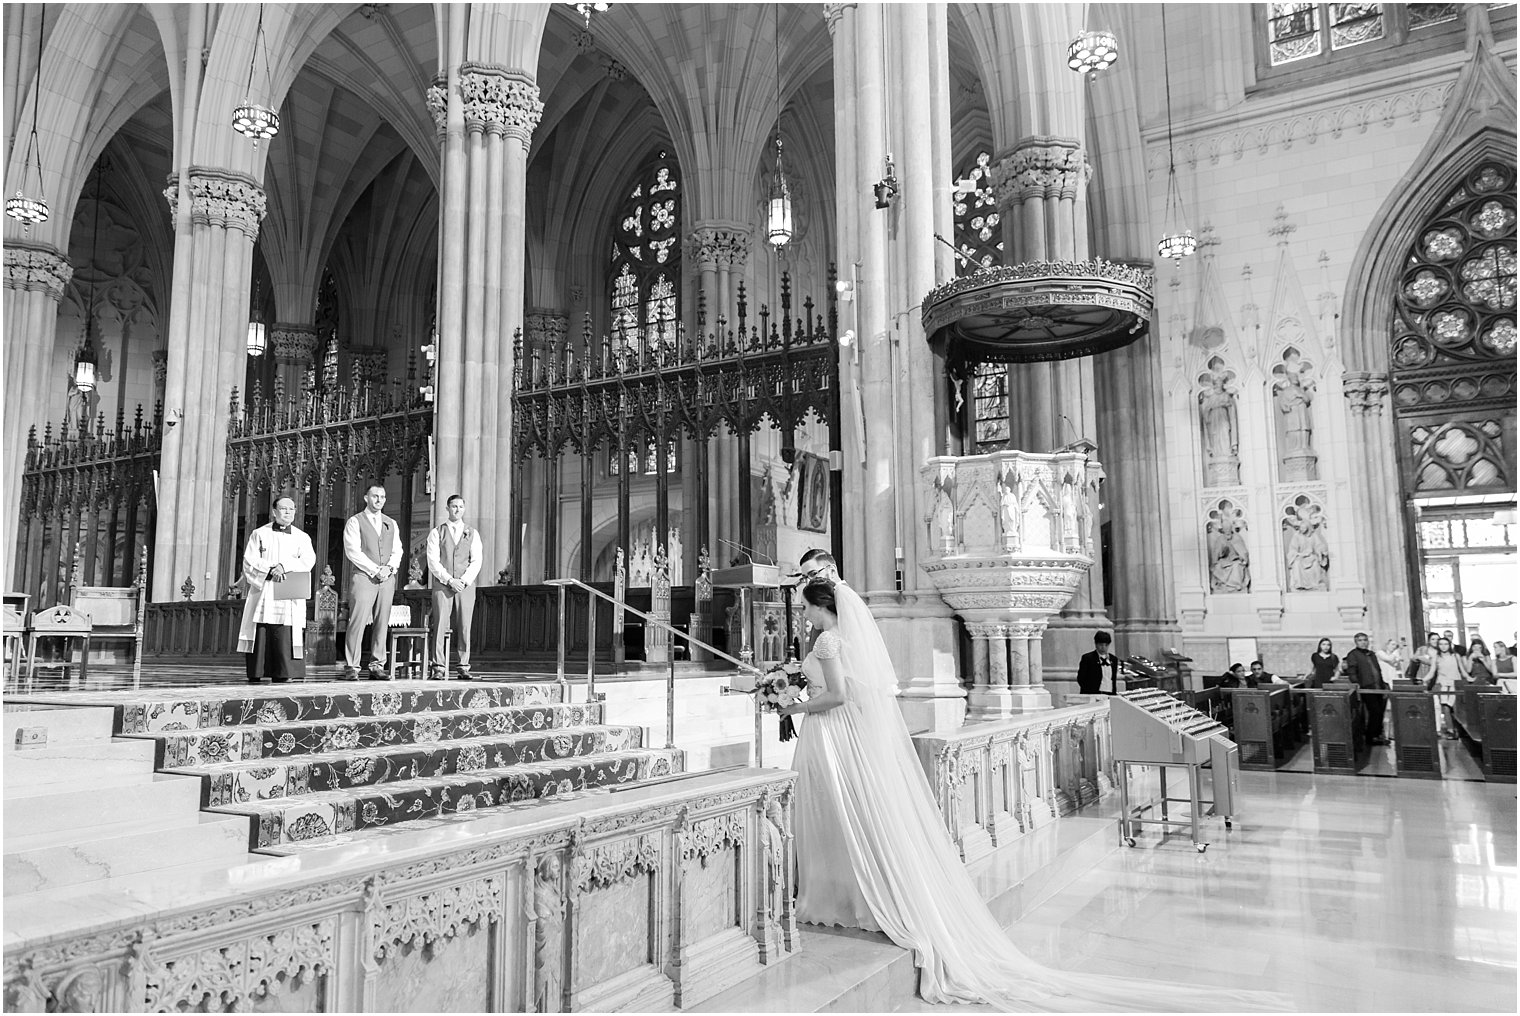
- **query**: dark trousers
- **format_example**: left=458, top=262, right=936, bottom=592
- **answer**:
left=1362, top=691, right=1387, bottom=741
left=244, top=623, right=304, bottom=683
left=431, top=584, right=475, bottom=668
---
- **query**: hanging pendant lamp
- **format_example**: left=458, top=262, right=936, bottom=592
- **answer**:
left=6, top=4, right=51, bottom=231
left=232, top=4, right=280, bottom=147
left=1156, top=4, right=1195, bottom=261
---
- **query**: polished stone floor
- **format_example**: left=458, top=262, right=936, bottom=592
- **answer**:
left=726, top=770, right=1517, bottom=1013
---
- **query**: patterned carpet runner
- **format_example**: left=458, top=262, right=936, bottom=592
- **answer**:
left=60, top=680, right=683, bottom=850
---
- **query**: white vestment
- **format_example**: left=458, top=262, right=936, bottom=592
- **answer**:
left=237, top=524, right=317, bottom=655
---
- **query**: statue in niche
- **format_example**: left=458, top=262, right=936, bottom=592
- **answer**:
left=533, top=855, right=564, bottom=1013
left=1283, top=501, right=1330, bottom=591
left=630, top=535, right=652, bottom=587
left=1206, top=517, right=1252, bottom=594
left=761, top=798, right=788, bottom=921
left=1272, top=352, right=1319, bottom=481
left=1059, top=475, right=1081, bottom=553
left=998, top=467, right=1024, bottom=552
left=1197, top=360, right=1241, bottom=486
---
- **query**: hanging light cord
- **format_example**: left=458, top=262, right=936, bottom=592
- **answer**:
left=25, top=4, right=47, bottom=192
left=774, top=3, right=782, bottom=172
left=245, top=3, right=266, bottom=98
left=85, top=158, right=104, bottom=346
left=1162, top=4, right=1178, bottom=177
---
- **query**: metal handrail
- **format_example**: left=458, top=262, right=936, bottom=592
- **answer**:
left=546, top=577, right=769, bottom=763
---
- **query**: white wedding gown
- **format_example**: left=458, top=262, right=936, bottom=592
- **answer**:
left=789, top=584, right=1288, bottom=1012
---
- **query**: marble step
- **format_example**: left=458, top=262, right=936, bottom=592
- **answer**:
left=4, top=771, right=205, bottom=835
left=145, top=701, right=607, bottom=768
left=3, top=704, right=116, bottom=747
left=1, top=736, right=157, bottom=787
left=3, top=811, right=252, bottom=897
left=112, top=680, right=564, bottom=734
left=687, top=815, right=1119, bottom=1013
left=169, top=724, right=646, bottom=806
left=216, top=747, right=686, bottom=848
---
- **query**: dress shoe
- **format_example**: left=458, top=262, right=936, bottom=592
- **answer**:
left=340, top=667, right=360, bottom=682
left=368, top=663, right=390, bottom=681
left=456, top=665, right=473, bottom=681
left=429, top=665, right=447, bottom=681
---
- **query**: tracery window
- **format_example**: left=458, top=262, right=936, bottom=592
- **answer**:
left=954, top=150, right=1012, bottom=452
left=609, top=151, right=681, bottom=355
left=1391, top=160, right=1516, bottom=496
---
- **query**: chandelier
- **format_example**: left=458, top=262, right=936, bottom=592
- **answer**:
left=6, top=3, right=50, bottom=232
left=1156, top=4, right=1195, bottom=261
left=232, top=4, right=280, bottom=147
left=566, top=2, right=611, bottom=31
left=1067, top=25, right=1119, bottom=81
left=766, top=4, right=792, bottom=248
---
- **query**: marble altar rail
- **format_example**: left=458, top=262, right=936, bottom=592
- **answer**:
left=2, top=769, right=797, bottom=1013
left=912, top=702, right=1114, bottom=863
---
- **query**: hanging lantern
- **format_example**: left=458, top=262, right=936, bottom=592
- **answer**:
left=1157, top=229, right=1197, bottom=261
left=767, top=137, right=793, bottom=248
left=5, top=190, right=49, bottom=228
left=231, top=5, right=280, bottom=148
left=1067, top=29, right=1119, bottom=80
left=247, top=319, right=267, bottom=357
left=7, top=7, right=51, bottom=232
left=73, top=339, right=98, bottom=394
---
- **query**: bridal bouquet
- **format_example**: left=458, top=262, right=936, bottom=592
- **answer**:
left=749, top=662, right=808, bottom=742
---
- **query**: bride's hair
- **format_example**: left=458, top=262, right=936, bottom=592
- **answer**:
left=801, top=578, right=838, bottom=614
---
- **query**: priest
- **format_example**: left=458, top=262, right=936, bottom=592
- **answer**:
left=237, top=495, right=317, bottom=683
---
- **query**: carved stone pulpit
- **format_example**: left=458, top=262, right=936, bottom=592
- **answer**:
left=920, top=449, right=1097, bottom=721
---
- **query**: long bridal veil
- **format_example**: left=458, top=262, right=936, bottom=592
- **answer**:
left=811, top=578, right=1288, bottom=1012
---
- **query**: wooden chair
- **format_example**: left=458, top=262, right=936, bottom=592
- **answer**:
left=26, top=605, right=94, bottom=694
left=68, top=546, right=149, bottom=690
left=386, top=604, right=430, bottom=680
left=3, top=601, right=28, bottom=692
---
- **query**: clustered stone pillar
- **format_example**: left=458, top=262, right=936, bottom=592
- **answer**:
left=2, top=242, right=72, bottom=585
left=1342, top=372, right=1409, bottom=635
left=153, top=169, right=265, bottom=602
left=687, top=222, right=750, bottom=557
left=430, top=61, right=543, bottom=575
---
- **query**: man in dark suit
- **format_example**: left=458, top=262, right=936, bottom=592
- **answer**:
left=1077, top=632, right=1120, bottom=694
left=1342, top=632, right=1389, bottom=745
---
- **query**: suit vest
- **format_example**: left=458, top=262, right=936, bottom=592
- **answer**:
left=355, top=513, right=395, bottom=568
left=432, top=524, right=474, bottom=588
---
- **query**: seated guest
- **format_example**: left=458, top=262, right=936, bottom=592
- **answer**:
left=1249, top=660, right=1287, bottom=686
left=1466, top=638, right=1495, bottom=684
left=1217, top=663, right=1248, bottom=688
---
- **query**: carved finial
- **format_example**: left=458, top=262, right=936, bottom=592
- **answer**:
left=1268, top=205, right=1296, bottom=244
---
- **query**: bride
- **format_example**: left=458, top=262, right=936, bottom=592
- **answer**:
left=780, top=572, right=1286, bottom=1012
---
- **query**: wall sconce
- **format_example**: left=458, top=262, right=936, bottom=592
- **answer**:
left=838, top=329, right=856, bottom=348
left=873, top=155, right=898, bottom=210
left=164, top=408, right=183, bottom=427
left=835, top=279, right=854, bottom=302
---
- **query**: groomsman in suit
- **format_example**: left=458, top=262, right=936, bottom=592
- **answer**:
left=343, top=482, right=402, bottom=680
left=426, top=493, right=482, bottom=680
left=1077, top=632, right=1120, bottom=694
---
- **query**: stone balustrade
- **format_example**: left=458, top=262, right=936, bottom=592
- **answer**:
left=919, top=449, right=1099, bottom=720
left=912, top=702, right=1114, bottom=863
left=2, top=770, right=797, bottom=1013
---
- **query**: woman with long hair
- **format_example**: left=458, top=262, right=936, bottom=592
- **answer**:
left=1467, top=637, right=1495, bottom=684
left=1494, top=640, right=1515, bottom=678
left=1309, top=637, right=1338, bottom=688
left=779, top=576, right=1285, bottom=1012
left=1429, top=636, right=1470, bottom=738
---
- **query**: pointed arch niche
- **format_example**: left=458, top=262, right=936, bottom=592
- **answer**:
left=1339, top=22, right=1516, bottom=639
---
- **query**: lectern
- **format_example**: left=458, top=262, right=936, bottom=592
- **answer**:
left=711, top=562, right=780, bottom=666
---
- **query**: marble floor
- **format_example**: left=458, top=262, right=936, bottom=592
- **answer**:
left=723, top=769, right=1517, bottom=1013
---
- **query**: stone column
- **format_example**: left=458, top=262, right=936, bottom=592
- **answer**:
left=2, top=242, right=71, bottom=585
left=688, top=223, right=749, bottom=556
left=432, top=64, right=542, bottom=580
left=152, top=169, right=264, bottom=602
left=1342, top=372, right=1410, bottom=635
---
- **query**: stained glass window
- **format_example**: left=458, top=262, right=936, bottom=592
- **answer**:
left=609, top=151, right=681, bottom=355
left=1262, top=3, right=1492, bottom=71
left=953, top=151, right=1011, bottom=452
left=1392, top=161, right=1517, bottom=497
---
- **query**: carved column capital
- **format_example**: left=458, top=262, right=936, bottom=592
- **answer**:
left=164, top=168, right=267, bottom=237
left=459, top=65, right=544, bottom=147
left=425, top=75, right=448, bottom=139
left=823, top=2, right=856, bottom=34
left=524, top=311, right=569, bottom=350
left=964, top=621, right=1011, bottom=641
left=3, top=241, right=73, bottom=301
left=1342, top=371, right=1390, bottom=416
left=687, top=224, right=752, bottom=270
left=271, top=324, right=320, bottom=366
left=990, top=138, right=1091, bottom=209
